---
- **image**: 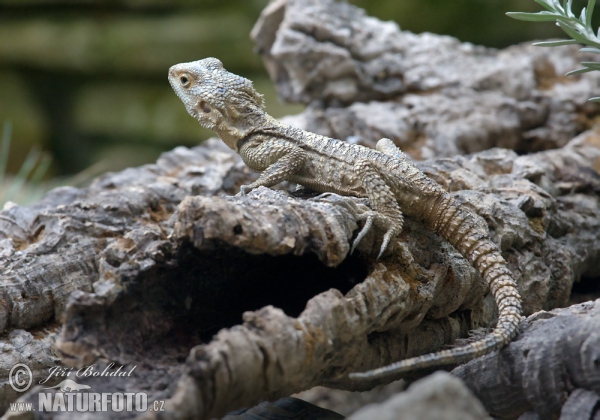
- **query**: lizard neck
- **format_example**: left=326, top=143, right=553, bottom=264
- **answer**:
left=214, top=107, right=280, bottom=152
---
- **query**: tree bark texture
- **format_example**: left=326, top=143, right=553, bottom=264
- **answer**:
left=1, top=0, right=600, bottom=419
left=252, top=0, right=600, bottom=158
left=453, top=299, right=600, bottom=420
left=2, top=133, right=599, bottom=419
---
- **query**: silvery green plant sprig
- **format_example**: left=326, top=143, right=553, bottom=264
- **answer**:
left=507, top=0, right=600, bottom=101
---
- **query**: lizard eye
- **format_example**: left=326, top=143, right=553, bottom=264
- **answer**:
left=179, top=74, right=191, bottom=88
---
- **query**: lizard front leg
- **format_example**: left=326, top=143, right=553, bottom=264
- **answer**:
left=238, top=139, right=306, bottom=195
left=354, top=158, right=404, bottom=258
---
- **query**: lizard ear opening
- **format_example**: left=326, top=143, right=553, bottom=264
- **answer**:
left=199, top=100, right=212, bottom=113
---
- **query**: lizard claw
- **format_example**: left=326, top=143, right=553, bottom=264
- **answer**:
left=351, top=214, right=374, bottom=254
left=351, top=213, right=399, bottom=258
left=373, top=212, right=401, bottom=259
left=237, top=185, right=252, bottom=196
left=377, top=228, right=396, bottom=259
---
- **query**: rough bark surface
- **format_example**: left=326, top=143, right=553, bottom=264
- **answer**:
left=1, top=0, right=600, bottom=419
left=252, top=0, right=600, bottom=159
left=453, top=299, right=600, bottom=420
left=1, top=132, right=599, bottom=419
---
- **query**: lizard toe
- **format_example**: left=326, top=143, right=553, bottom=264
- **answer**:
left=377, top=226, right=399, bottom=259
left=237, top=185, right=252, bottom=196
left=352, top=212, right=400, bottom=258
left=351, top=213, right=374, bottom=254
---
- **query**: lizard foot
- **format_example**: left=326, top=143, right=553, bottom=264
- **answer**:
left=352, top=212, right=399, bottom=259
left=236, top=184, right=254, bottom=196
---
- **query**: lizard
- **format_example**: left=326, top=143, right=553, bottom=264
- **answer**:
left=168, top=57, right=523, bottom=380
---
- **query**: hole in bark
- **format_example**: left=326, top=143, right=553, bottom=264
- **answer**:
left=76, top=243, right=368, bottom=357
left=570, top=274, right=600, bottom=304
left=60, top=244, right=369, bottom=368
left=160, top=243, right=369, bottom=342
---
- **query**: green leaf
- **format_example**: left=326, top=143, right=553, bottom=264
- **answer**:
left=580, top=7, right=587, bottom=24
left=3, top=147, right=40, bottom=203
left=580, top=47, right=600, bottom=53
left=588, top=0, right=597, bottom=27
left=566, top=67, right=595, bottom=75
left=28, top=153, right=51, bottom=186
left=580, top=61, right=600, bottom=69
left=533, top=39, right=579, bottom=46
left=587, top=96, right=600, bottom=101
left=506, top=11, right=561, bottom=22
left=567, top=0, right=574, bottom=17
left=557, top=21, right=588, bottom=43
left=534, top=0, right=560, bottom=12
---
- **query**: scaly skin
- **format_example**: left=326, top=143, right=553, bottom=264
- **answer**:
left=168, top=57, right=523, bottom=379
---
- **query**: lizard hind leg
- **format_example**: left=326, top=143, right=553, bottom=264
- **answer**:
left=354, top=158, right=404, bottom=259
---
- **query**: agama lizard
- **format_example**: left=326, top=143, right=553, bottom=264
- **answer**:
left=168, top=57, right=523, bottom=379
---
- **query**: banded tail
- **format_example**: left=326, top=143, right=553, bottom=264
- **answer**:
left=350, top=193, right=522, bottom=379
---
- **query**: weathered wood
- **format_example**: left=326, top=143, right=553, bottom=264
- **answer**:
left=453, top=299, right=600, bottom=420
left=2, top=1, right=600, bottom=418
left=2, top=131, right=598, bottom=419
left=0, top=327, right=61, bottom=415
left=252, top=0, right=600, bottom=158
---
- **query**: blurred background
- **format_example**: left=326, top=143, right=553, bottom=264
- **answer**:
left=0, top=0, right=591, bottom=205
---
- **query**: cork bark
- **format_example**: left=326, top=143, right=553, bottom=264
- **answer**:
left=453, top=299, right=600, bottom=420
left=2, top=132, right=599, bottom=419
left=252, top=0, right=600, bottom=158
left=2, top=0, right=600, bottom=419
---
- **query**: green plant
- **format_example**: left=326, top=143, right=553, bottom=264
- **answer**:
left=507, top=0, right=600, bottom=101
left=0, top=121, right=52, bottom=207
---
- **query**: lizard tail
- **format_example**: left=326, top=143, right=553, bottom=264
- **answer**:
left=350, top=194, right=522, bottom=379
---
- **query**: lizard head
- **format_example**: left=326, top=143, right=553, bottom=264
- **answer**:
left=169, top=57, right=266, bottom=150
